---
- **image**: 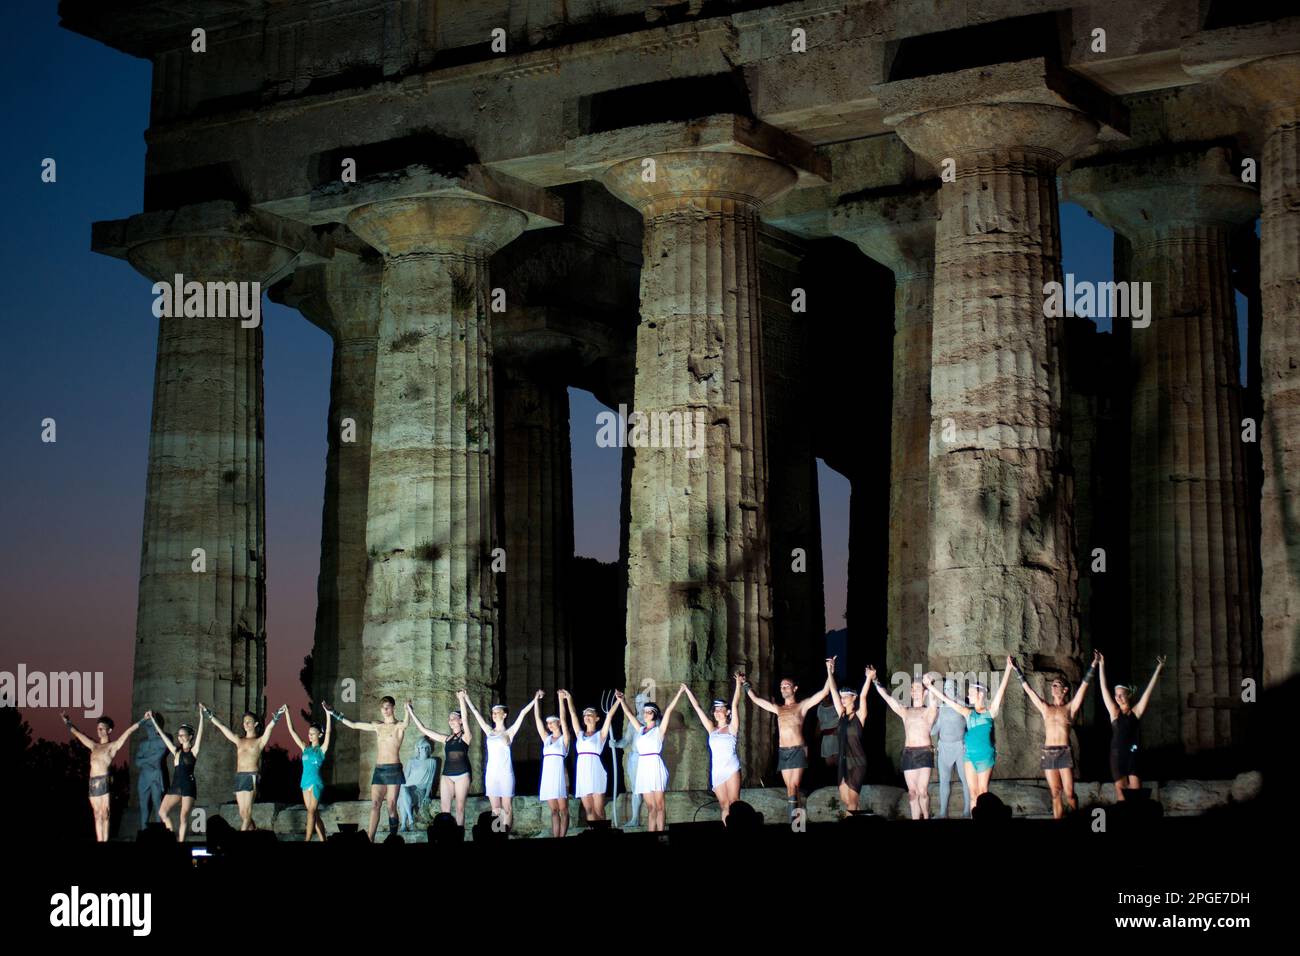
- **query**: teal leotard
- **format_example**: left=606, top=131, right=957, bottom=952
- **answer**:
left=300, top=745, right=325, bottom=799
left=965, top=710, right=996, bottom=772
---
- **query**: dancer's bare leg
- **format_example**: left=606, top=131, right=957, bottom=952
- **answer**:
left=367, top=783, right=383, bottom=840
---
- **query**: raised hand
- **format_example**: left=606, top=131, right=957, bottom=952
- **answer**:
left=825, top=657, right=836, bottom=675
left=1155, top=655, right=1167, bottom=667
left=866, top=665, right=878, bottom=684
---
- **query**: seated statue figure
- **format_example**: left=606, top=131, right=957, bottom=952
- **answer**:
left=397, top=738, right=437, bottom=830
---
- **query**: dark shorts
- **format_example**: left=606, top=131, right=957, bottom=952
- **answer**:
left=838, top=756, right=866, bottom=790
left=89, top=774, right=110, bottom=797
left=167, top=778, right=197, bottom=799
left=901, top=745, right=935, bottom=771
left=1040, top=745, right=1073, bottom=771
left=777, top=746, right=808, bottom=771
left=371, top=763, right=405, bottom=786
left=1110, top=747, right=1139, bottom=780
left=234, top=772, right=259, bottom=793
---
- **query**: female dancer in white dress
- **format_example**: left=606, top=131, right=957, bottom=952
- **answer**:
left=560, top=689, right=618, bottom=823
left=616, top=685, right=686, bottom=831
left=533, top=693, right=572, bottom=837
left=683, top=672, right=744, bottom=823
left=462, top=689, right=540, bottom=832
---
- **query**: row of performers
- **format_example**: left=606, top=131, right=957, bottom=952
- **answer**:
left=62, top=651, right=1163, bottom=842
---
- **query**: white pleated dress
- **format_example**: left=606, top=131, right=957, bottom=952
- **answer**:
left=484, top=733, right=515, bottom=798
left=574, top=732, right=608, bottom=798
left=633, top=725, right=669, bottom=794
left=708, top=729, right=740, bottom=789
left=538, top=734, right=569, bottom=801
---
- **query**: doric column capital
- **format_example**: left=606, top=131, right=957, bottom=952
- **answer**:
left=600, top=151, right=798, bottom=216
left=93, top=202, right=307, bottom=283
left=892, top=103, right=1099, bottom=169
left=829, top=183, right=938, bottom=278
left=871, top=59, right=1121, bottom=170
left=271, top=256, right=382, bottom=342
left=347, top=196, right=528, bottom=259
left=1064, top=146, right=1260, bottom=240
left=566, top=114, right=823, bottom=218
left=1215, top=53, right=1300, bottom=126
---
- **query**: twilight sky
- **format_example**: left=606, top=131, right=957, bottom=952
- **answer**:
left=0, top=4, right=1243, bottom=748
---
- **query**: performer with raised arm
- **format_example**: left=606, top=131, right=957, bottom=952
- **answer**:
left=562, top=690, right=617, bottom=823
left=63, top=711, right=143, bottom=841
left=461, top=689, right=540, bottom=832
left=406, top=692, right=474, bottom=826
left=873, top=672, right=938, bottom=819
left=285, top=707, right=331, bottom=842
left=151, top=707, right=202, bottom=841
left=745, top=657, right=836, bottom=821
left=203, top=703, right=284, bottom=831
left=682, top=673, right=745, bottom=823
left=923, top=659, right=1013, bottom=809
left=827, top=666, right=870, bottom=814
left=534, top=692, right=572, bottom=837
left=1012, top=651, right=1097, bottom=819
left=617, top=684, right=687, bottom=832
left=1099, top=653, right=1166, bottom=802
left=931, top=678, right=970, bottom=818
left=325, top=695, right=407, bottom=840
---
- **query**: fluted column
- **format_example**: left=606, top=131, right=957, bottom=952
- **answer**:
left=602, top=151, right=795, bottom=788
left=1219, top=55, right=1300, bottom=687
left=124, top=229, right=294, bottom=802
left=1066, top=148, right=1259, bottom=757
left=497, top=362, right=573, bottom=763
left=889, top=104, right=1096, bottom=776
left=830, top=185, right=937, bottom=769
left=345, top=197, right=526, bottom=786
left=276, top=258, right=381, bottom=794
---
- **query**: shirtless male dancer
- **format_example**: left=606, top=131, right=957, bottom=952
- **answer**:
left=63, top=711, right=144, bottom=841
left=1012, top=652, right=1097, bottom=819
left=327, top=695, right=408, bottom=840
left=746, top=657, right=835, bottom=820
left=874, top=673, right=938, bottom=819
left=204, top=702, right=285, bottom=830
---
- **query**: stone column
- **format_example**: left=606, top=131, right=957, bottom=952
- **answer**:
left=1067, top=148, right=1259, bottom=757
left=1218, top=55, right=1300, bottom=687
left=496, top=362, right=573, bottom=761
left=275, top=258, right=381, bottom=794
left=119, top=219, right=295, bottom=802
left=345, top=197, right=527, bottom=785
left=887, top=103, right=1096, bottom=776
left=602, top=151, right=795, bottom=788
left=830, top=184, right=937, bottom=767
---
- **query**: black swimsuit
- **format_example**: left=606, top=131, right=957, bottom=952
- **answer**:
left=1110, top=712, right=1140, bottom=779
left=168, top=750, right=197, bottom=798
left=444, top=733, right=470, bottom=777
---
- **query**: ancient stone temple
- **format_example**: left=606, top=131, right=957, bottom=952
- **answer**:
left=61, top=0, right=1295, bottom=801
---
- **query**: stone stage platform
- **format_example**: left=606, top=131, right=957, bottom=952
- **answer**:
left=115, top=773, right=1261, bottom=841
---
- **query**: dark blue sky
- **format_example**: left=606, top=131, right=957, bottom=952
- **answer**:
left=0, top=3, right=1244, bottom=745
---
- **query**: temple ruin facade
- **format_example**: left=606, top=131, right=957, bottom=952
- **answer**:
left=60, top=0, right=1297, bottom=801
